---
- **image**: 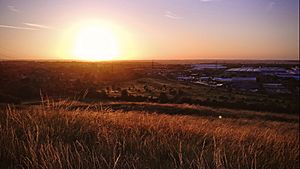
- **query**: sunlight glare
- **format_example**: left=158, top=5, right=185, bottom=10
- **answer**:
left=73, top=23, right=120, bottom=61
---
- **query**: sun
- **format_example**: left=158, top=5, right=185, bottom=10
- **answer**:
left=73, top=23, right=120, bottom=61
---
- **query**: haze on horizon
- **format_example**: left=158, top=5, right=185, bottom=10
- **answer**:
left=0, top=0, right=299, bottom=61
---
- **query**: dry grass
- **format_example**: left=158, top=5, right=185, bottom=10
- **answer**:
left=0, top=101, right=299, bottom=169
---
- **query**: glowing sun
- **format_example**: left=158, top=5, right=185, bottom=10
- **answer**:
left=73, top=23, right=120, bottom=61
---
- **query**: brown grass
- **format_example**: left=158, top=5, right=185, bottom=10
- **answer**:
left=0, top=102, right=299, bottom=169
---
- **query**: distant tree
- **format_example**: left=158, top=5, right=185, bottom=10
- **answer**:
left=98, top=90, right=108, bottom=99
left=144, top=85, right=148, bottom=91
left=131, top=85, right=136, bottom=90
left=121, top=89, right=129, bottom=98
left=111, top=85, right=116, bottom=90
left=162, top=85, right=167, bottom=90
left=218, top=95, right=228, bottom=100
left=169, top=88, right=177, bottom=95
left=84, top=88, right=97, bottom=99
left=178, top=89, right=185, bottom=95
left=158, top=92, right=168, bottom=103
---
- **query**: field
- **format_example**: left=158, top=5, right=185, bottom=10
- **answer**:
left=0, top=101, right=299, bottom=169
left=0, top=61, right=299, bottom=168
left=0, top=61, right=299, bottom=113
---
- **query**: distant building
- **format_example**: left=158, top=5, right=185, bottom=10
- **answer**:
left=213, top=77, right=232, bottom=82
left=260, top=67, right=287, bottom=74
left=226, top=67, right=260, bottom=73
left=276, top=74, right=300, bottom=80
left=177, top=76, right=194, bottom=81
left=226, top=67, right=287, bottom=74
left=276, top=67, right=300, bottom=80
left=213, top=77, right=256, bottom=82
left=192, top=64, right=227, bottom=70
left=232, top=77, right=257, bottom=82
left=226, top=66, right=300, bottom=80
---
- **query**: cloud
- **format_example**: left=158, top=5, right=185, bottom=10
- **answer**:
left=0, top=22, right=55, bottom=31
left=0, top=24, right=38, bottom=31
left=7, top=5, right=19, bottom=12
left=23, top=23, right=54, bottom=29
left=165, top=11, right=183, bottom=20
left=266, top=1, right=275, bottom=12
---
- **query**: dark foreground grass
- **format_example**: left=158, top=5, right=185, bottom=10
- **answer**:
left=0, top=102, right=299, bottom=169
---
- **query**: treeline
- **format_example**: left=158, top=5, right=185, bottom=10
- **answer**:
left=79, top=88, right=299, bottom=114
left=0, top=82, right=298, bottom=114
left=1, top=83, right=297, bottom=114
left=0, top=61, right=144, bottom=103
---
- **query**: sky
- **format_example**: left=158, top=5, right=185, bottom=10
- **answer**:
left=0, top=0, right=299, bottom=60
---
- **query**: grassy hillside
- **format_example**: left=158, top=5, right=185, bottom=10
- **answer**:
left=0, top=101, right=299, bottom=169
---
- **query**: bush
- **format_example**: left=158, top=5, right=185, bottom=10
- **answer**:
left=158, top=92, right=168, bottom=103
left=121, top=89, right=129, bottom=98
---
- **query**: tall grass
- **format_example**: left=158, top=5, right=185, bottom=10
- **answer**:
left=0, top=102, right=299, bottom=169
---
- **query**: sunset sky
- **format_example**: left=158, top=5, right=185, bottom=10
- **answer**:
left=0, top=0, right=299, bottom=61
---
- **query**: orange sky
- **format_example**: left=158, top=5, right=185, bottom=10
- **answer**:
left=0, top=0, right=299, bottom=60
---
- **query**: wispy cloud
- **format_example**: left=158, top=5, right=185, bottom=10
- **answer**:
left=0, top=22, right=55, bottom=31
left=7, top=5, right=19, bottom=12
left=23, top=23, right=54, bottom=29
left=0, top=24, right=38, bottom=31
left=165, top=11, right=183, bottom=20
left=266, top=1, right=276, bottom=12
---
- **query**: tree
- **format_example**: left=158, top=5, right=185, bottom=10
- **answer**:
left=121, top=89, right=129, bottom=98
left=159, top=92, right=168, bottom=103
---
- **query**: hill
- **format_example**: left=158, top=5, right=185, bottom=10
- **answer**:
left=0, top=101, right=298, bottom=169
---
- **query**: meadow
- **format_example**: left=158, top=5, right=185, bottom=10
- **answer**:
left=0, top=101, right=298, bottom=169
